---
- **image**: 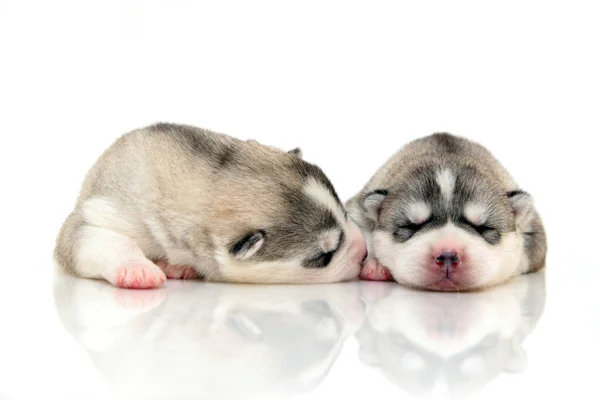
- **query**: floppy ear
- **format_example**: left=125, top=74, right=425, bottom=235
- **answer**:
left=229, top=230, right=265, bottom=260
left=507, top=190, right=535, bottom=230
left=363, top=190, right=388, bottom=222
left=288, top=147, right=303, bottom=158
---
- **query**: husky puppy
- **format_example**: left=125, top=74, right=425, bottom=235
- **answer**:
left=346, top=133, right=546, bottom=291
left=54, top=123, right=367, bottom=288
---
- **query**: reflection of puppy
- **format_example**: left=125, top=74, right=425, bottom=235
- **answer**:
left=53, top=277, right=365, bottom=399
left=347, top=133, right=547, bottom=290
left=356, top=271, right=546, bottom=397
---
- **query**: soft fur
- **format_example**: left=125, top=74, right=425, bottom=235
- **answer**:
left=346, top=133, right=546, bottom=291
left=54, top=123, right=367, bottom=288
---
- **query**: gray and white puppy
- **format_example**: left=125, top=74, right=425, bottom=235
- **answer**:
left=346, top=133, right=546, bottom=291
left=54, top=123, right=367, bottom=288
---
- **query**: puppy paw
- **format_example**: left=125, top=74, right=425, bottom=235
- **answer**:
left=109, top=260, right=167, bottom=289
left=360, top=258, right=393, bottom=281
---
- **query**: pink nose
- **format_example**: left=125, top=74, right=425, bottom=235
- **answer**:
left=435, top=251, right=460, bottom=269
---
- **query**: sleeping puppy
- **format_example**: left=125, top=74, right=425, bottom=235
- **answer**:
left=346, top=133, right=546, bottom=291
left=54, top=123, right=367, bottom=288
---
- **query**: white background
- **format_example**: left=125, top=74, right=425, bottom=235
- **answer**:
left=1, top=1, right=599, bottom=399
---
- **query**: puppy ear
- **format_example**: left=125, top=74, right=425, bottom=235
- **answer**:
left=363, top=190, right=388, bottom=222
left=288, top=147, right=303, bottom=158
left=507, top=190, right=535, bottom=230
left=229, top=230, right=265, bottom=260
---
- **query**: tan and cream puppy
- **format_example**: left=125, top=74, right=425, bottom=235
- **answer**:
left=54, top=123, right=367, bottom=288
left=346, top=133, right=546, bottom=291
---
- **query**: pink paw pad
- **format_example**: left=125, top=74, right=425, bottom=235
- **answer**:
left=155, top=259, right=199, bottom=280
left=360, top=259, right=394, bottom=282
left=113, top=262, right=167, bottom=289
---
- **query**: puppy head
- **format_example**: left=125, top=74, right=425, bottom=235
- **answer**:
left=213, top=150, right=367, bottom=284
left=361, top=164, right=535, bottom=291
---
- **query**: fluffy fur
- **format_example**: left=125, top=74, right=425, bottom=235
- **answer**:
left=346, top=133, right=547, bottom=291
left=54, top=123, right=367, bottom=288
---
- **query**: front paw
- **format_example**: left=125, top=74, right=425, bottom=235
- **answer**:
left=359, top=258, right=393, bottom=281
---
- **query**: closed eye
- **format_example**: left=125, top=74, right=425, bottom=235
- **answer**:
left=399, top=217, right=432, bottom=231
left=459, top=216, right=500, bottom=244
left=304, top=249, right=336, bottom=269
left=394, top=217, right=431, bottom=242
left=304, top=231, right=344, bottom=269
left=459, top=217, right=493, bottom=233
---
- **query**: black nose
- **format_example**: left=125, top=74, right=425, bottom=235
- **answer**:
left=435, top=251, right=460, bottom=269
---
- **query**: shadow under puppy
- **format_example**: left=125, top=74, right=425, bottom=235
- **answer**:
left=54, top=123, right=367, bottom=288
left=346, top=133, right=546, bottom=291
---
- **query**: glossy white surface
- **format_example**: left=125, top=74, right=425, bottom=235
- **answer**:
left=1, top=267, right=599, bottom=400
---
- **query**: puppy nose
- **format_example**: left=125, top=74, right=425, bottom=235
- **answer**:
left=435, top=251, right=460, bottom=269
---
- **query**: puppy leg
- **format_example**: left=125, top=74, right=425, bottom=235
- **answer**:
left=358, top=228, right=393, bottom=281
left=360, top=258, right=393, bottom=281
left=76, top=226, right=167, bottom=289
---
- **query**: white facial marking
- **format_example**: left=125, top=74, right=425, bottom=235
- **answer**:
left=372, top=222, right=525, bottom=290
left=406, top=202, right=432, bottom=224
left=303, top=178, right=346, bottom=224
left=319, top=229, right=341, bottom=252
left=464, top=202, right=489, bottom=226
left=436, top=169, right=456, bottom=205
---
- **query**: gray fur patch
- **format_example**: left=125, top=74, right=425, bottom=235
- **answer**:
left=253, top=188, right=342, bottom=266
left=376, top=163, right=511, bottom=245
